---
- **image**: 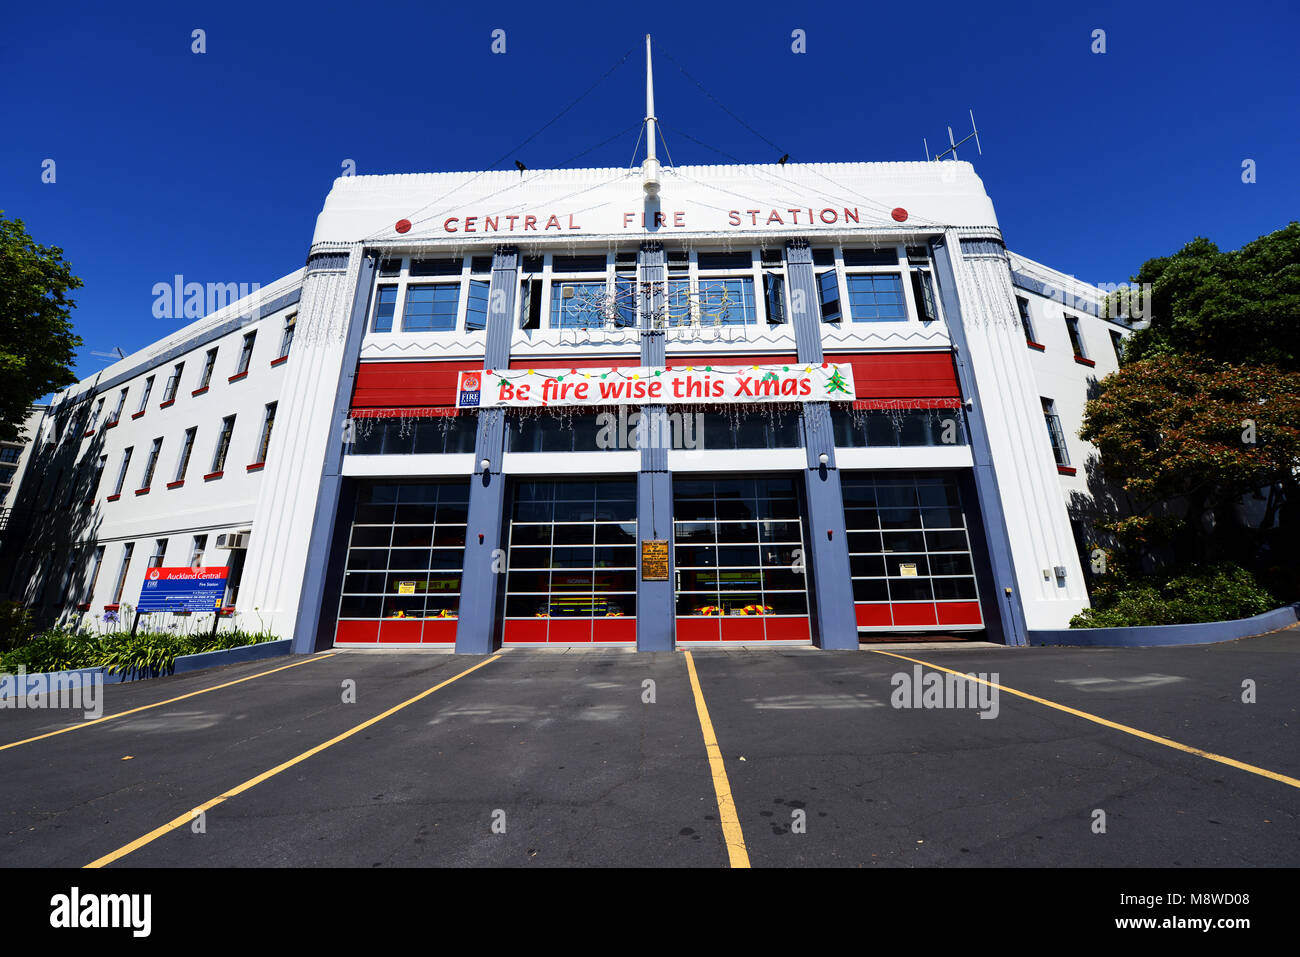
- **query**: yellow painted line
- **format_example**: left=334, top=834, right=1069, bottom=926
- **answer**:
left=1, top=653, right=338, bottom=753
left=85, top=654, right=500, bottom=868
left=870, top=649, right=1300, bottom=790
left=683, top=651, right=750, bottom=868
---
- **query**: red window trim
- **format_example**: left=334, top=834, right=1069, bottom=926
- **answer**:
left=166, top=479, right=185, bottom=489
left=82, top=429, right=95, bottom=438
left=246, top=462, right=265, bottom=472
left=192, top=386, right=209, bottom=396
left=159, top=399, right=175, bottom=409
left=228, top=371, right=249, bottom=383
left=204, top=470, right=224, bottom=481
left=270, top=355, right=289, bottom=367
left=1026, top=340, right=1046, bottom=351
left=131, top=410, right=146, bottom=420
left=104, top=419, right=119, bottom=429
left=103, top=603, right=120, bottom=612
left=76, top=603, right=91, bottom=612
left=1074, top=356, right=1096, bottom=367
left=106, top=493, right=121, bottom=502
left=134, top=487, right=150, bottom=495
left=1057, top=465, right=1078, bottom=476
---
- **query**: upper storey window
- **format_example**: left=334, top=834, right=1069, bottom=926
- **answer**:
left=368, top=255, right=493, bottom=334
left=817, top=245, right=930, bottom=324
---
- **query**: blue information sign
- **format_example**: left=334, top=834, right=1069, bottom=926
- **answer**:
left=136, top=567, right=229, bottom=613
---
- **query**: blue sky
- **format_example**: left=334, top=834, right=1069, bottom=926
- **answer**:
left=3, top=0, right=1297, bottom=380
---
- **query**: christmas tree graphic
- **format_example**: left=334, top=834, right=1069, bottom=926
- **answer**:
left=825, top=367, right=850, bottom=395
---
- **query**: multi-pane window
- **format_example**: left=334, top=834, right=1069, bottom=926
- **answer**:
left=673, top=477, right=809, bottom=618
left=255, top=403, right=276, bottom=463
left=1016, top=297, right=1036, bottom=342
left=90, top=455, right=107, bottom=499
left=504, top=480, right=637, bottom=624
left=113, top=447, right=133, bottom=495
left=90, top=396, right=106, bottom=429
left=199, top=348, right=218, bottom=388
left=211, top=416, right=236, bottom=473
left=112, top=543, right=134, bottom=603
left=1110, top=330, right=1125, bottom=362
left=817, top=270, right=841, bottom=321
left=85, top=545, right=105, bottom=604
left=162, top=362, right=184, bottom=402
left=697, top=277, right=756, bottom=325
left=351, top=416, right=478, bottom=455
left=907, top=247, right=939, bottom=322
left=549, top=280, right=607, bottom=329
left=843, top=474, right=981, bottom=612
left=141, top=438, right=163, bottom=488
left=136, top=376, right=154, bottom=413
left=369, top=257, right=500, bottom=334
left=189, top=535, right=207, bottom=568
left=1065, top=315, right=1087, bottom=358
left=0, top=447, right=19, bottom=463
left=462, top=280, right=491, bottom=331
left=1042, top=398, right=1069, bottom=466
left=148, top=539, right=167, bottom=569
left=696, top=251, right=757, bottom=326
left=338, top=482, right=470, bottom=621
left=845, top=274, right=906, bottom=322
left=0, top=466, right=15, bottom=484
left=175, top=427, right=197, bottom=481
left=278, top=313, right=297, bottom=357
left=235, top=333, right=256, bottom=375
left=404, top=284, right=461, bottom=331
left=831, top=408, right=968, bottom=447
left=111, top=388, right=128, bottom=423
left=372, top=286, right=398, bottom=332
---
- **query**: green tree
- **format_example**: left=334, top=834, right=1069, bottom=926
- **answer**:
left=1080, top=356, right=1300, bottom=562
left=1122, top=222, right=1300, bottom=371
left=0, top=212, right=83, bottom=442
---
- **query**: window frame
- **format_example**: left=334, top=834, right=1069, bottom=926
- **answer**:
left=211, top=415, right=236, bottom=473
left=199, top=348, right=218, bottom=388
left=235, top=332, right=257, bottom=375
left=175, top=427, right=197, bottom=482
left=255, top=403, right=277, bottom=464
left=141, top=437, right=164, bottom=488
left=136, top=376, right=155, bottom=413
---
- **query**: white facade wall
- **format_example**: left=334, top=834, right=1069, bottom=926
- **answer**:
left=12, top=271, right=304, bottom=627
left=7, top=159, right=1135, bottom=643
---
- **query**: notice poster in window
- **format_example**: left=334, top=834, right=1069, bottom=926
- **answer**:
left=899, top=563, right=918, bottom=577
left=397, top=581, right=416, bottom=595
left=641, top=540, right=669, bottom=581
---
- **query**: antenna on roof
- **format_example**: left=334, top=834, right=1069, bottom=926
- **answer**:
left=925, top=110, right=982, bottom=162
left=642, top=34, right=661, bottom=195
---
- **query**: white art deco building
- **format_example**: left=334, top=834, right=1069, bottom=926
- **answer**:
left=0, top=62, right=1128, bottom=652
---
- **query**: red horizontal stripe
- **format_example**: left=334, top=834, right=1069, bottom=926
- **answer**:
left=852, top=398, right=962, bottom=410
left=350, top=407, right=461, bottom=419
left=824, top=351, right=960, bottom=400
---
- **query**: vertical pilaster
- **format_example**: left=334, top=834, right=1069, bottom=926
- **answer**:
left=933, top=232, right=1088, bottom=634
left=636, top=241, right=674, bottom=650
left=456, top=247, right=517, bottom=654
left=242, top=247, right=371, bottom=653
left=930, top=234, right=1026, bottom=645
left=785, top=239, right=856, bottom=648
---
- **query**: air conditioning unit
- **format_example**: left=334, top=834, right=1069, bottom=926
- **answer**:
left=216, top=532, right=248, bottom=550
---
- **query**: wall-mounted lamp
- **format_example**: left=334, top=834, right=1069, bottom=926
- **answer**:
left=480, top=458, right=491, bottom=473
left=818, top=453, right=829, bottom=465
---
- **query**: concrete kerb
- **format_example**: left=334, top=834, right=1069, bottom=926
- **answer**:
left=1027, top=603, right=1300, bottom=648
left=0, top=639, right=293, bottom=697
